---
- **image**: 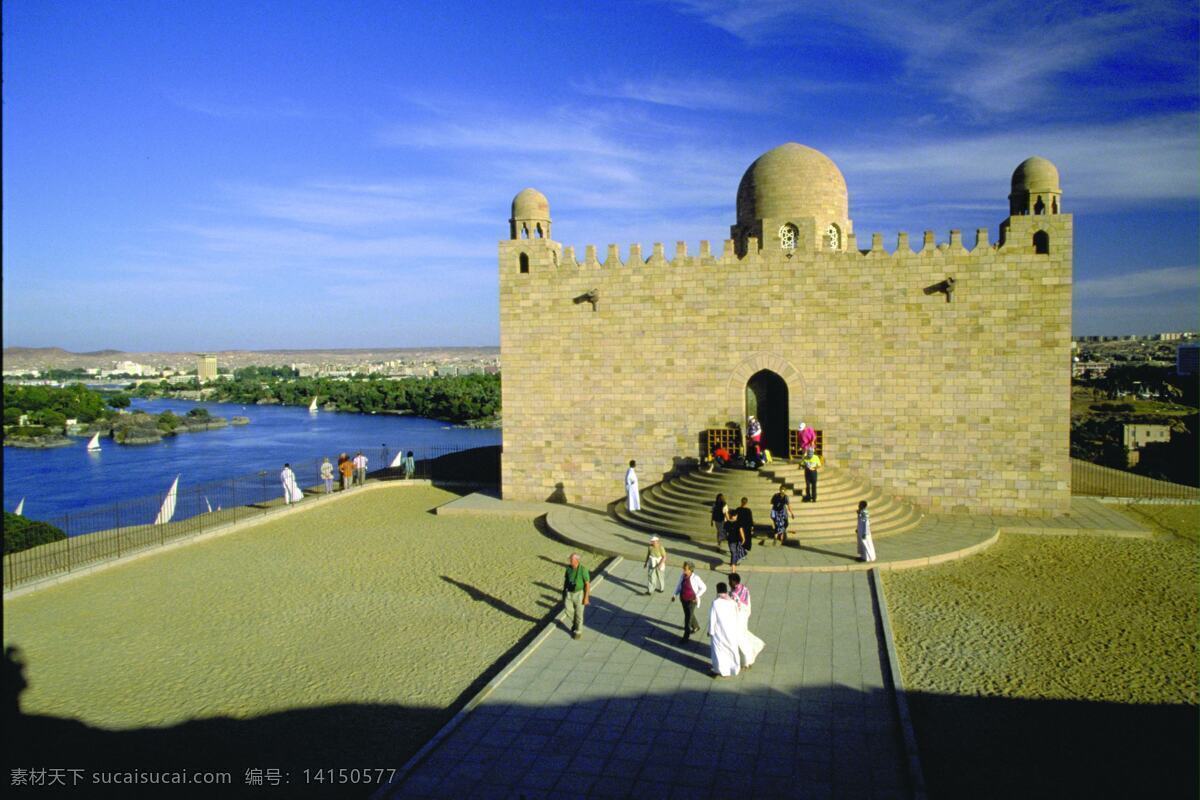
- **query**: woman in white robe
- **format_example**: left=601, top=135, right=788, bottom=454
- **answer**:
left=708, top=584, right=741, bottom=677
left=729, top=573, right=765, bottom=669
left=281, top=464, right=303, bottom=504
left=625, top=460, right=641, bottom=512
left=857, top=500, right=876, bottom=562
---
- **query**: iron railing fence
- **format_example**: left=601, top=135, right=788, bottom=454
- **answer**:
left=4, top=443, right=483, bottom=591
left=1070, top=458, right=1200, bottom=501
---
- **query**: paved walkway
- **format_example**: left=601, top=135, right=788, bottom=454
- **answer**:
left=382, top=559, right=914, bottom=799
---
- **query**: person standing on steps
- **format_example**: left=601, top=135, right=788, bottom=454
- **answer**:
left=711, top=493, right=731, bottom=548
left=798, top=421, right=816, bottom=453
left=802, top=448, right=822, bottom=502
left=747, top=415, right=763, bottom=467
left=671, top=561, right=707, bottom=643
left=729, top=497, right=753, bottom=568
left=857, top=500, right=877, bottom=563
left=625, top=459, right=641, bottom=512
left=645, top=535, right=667, bottom=595
left=562, top=553, right=591, bottom=639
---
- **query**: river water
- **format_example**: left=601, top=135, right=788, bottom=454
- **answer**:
left=3, top=399, right=501, bottom=522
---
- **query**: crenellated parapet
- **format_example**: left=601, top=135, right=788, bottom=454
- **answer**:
left=501, top=218, right=1070, bottom=278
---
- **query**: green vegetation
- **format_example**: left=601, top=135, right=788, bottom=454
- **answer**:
left=3, top=383, right=112, bottom=425
left=3, top=512, right=67, bottom=554
left=135, top=371, right=501, bottom=424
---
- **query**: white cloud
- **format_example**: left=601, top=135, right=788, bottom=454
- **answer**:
left=1074, top=266, right=1199, bottom=301
left=667, top=0, right=1197, bottom=116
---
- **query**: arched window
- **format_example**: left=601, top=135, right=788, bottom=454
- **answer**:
left=518, top=253, right=530, bottom=273
left=535, top=224, right=544, bottom=239
left=778, top=223, right=797, bottom=251
left=1033, top=231, right=1049, bottom=255
left=1034, top=196, right=1046, bottom=215
left=521, top=224, right=529, bottom=239
left=1051, top=197, right=1059, bottom=214
left=826, top=223, right=841, bottom=250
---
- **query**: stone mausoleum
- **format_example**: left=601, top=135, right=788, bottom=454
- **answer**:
left=499, top=143, right=1071, bottom=515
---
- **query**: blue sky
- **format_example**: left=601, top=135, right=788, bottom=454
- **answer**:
left=3, top=0, right=1197, bottom=350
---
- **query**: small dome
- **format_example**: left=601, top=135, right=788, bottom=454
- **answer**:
left=1011, top=157, right=1060, bottom=193
left=512, top=187, right=550, bottom=220
left=736, top=143, right=848, bottom=227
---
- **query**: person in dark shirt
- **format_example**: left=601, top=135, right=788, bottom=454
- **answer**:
left=731, top=497, right=754, bottom=567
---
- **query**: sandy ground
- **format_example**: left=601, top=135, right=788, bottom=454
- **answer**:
left=883, top=506, right=1199, bottom=798
left=4, top=486, right=585, bottom=788
left=883, top=512, right=1198, bottom=704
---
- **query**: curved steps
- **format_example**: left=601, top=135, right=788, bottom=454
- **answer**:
left=613, top=461, right=922, bottom=545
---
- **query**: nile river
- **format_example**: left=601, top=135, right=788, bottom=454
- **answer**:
left=3, top=399, right=500, bottom=522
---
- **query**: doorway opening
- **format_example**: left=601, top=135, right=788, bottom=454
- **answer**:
left=745, top=370, right=789, bottom=457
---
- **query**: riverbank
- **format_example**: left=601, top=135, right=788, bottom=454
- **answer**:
left=4, top=486, right=566, bottom=796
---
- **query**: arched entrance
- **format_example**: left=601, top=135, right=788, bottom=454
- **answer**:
left=746, top=370, right=788, bottom=457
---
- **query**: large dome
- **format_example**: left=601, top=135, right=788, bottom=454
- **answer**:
left=1011, top=157, right=1060, bottom=194
left=736, top=143, right=848, bottom=227
left=511, top=187, right=550, bottom=220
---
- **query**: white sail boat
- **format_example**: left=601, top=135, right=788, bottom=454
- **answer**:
left=86, top=432, right=102, bottom=451
left=308, top=396, right=319, bottom=413
left=14, top=498, right=24, bottom=516
left=389, top=450, right=405, bottom=468
left=154, top=475, right=180, bottom=525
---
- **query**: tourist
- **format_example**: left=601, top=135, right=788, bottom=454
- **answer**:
left=857, top=500, right=877, bottom=563
left=625, top=459, right=641, bottom=512
left=798, top=421, right=816, bottom=453
left=732, top=496, right=754, bottom=565
left=770, top=486, right=793, bottom=545
left=403, top=450, right=416, bottom=480
left=729, top=573, right=765, bottom=669
left=711, top=492, right=731, bottom=547
left=747, top=415, right=763, bottom=466
left=671, top=561, right=706, bottom=643
left=320, top=457, right=335, bottom=494
left=802, top=448, right=822, bottom=502
left=708, top=583, right=740, bottom=677
left=338, top=454, right=354, bottom=491
left=562, top=553, right=591, bottom=640
left=353, top=451, right=368, bottom=487
left=645, top=535, right=667, bottom=595
left=280, top=463, right=302, bottom=505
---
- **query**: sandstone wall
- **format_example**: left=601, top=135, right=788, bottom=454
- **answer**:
left=499, top=215, right=1071, bottom=515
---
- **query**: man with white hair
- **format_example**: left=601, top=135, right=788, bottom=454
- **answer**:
left=562, top=553, right=591, bottom=640
left=644, top=535, right=667, bottom=594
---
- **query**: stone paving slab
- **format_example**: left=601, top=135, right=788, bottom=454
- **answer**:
left=546, top=506, right=1000, bottom=574
left=542, top=496, right=1151, bottom=573
left=382, top=559, right=913, bottom=800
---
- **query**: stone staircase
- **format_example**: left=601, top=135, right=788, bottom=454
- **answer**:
left=612, top=460, right=922, bottom=546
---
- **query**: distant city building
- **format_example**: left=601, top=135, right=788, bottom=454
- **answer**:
left=113, top=360, right=149, bottom=376
left=1178, top=343, right=1199, bottom=376
left=1123, top=423, right=1171, bottom=467
left=1072, top=361, right=1110, bottom=379
left=197, top=353, right=218, bottom=383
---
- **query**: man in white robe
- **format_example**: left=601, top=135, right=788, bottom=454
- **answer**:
left=281, top=464, right=303, bottom=505
left=625, top=460, right=641, bottom=512
left=708, top=583, right=741, bottom=677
